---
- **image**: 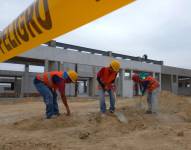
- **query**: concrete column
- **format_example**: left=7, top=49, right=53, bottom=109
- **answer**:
left=176, top=75, right=179, bottom=94
left=44, top=60, right=59, bottom=72
left=119, top=69, right=133, bottom=98
left=14, top=77, right=17, bottom=97
left=20, top=64, right=29, bottom=97
left=108, top=51, right=112, bottom=57
left=130, top=70, right=133, bottom=79
left=119, top=69, right=125, bottom=97
left=74, top=64, right=78, bottom=97
left=189, top=78, right=191, bottom=93
left=171, top=75, right=178, bottom=95
left=170, top=75, right=173, bottom=92
left=44, top=60, right=49, bottom=72
left=153, top=72, right=156, bottom=78
left=59, top=61, right=64, bottom=71
left=159, top=73, right=162, bottom=91
left=14, top=77, right=21, bottom=97
left=89, top=66, right=96, bottom=96
left=49, top=61, right=59, bottom=71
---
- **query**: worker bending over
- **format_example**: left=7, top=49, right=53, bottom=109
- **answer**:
left=97, top=60, right=120, bottom=115
left=139, top=72, right=160, bottom=114
left=34, top=70, right=78, bottom=119
left=132, top=73, right=143, bottom=96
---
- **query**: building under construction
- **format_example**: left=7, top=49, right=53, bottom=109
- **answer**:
left=0, top=41, right=191, bottom=98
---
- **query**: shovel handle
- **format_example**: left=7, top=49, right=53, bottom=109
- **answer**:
left=113, top=91, right=117, bottom=100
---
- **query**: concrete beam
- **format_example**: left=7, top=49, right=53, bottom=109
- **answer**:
left=20, top=46, right=161, bottom=73
left=162, top=66, right=191, bottom=77
left=0, top=70, right=23, bottom=77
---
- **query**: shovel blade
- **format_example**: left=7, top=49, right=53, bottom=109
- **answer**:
left=114, top=112, right=128, bottom=124
left=136, top=102, right=145, bottom=109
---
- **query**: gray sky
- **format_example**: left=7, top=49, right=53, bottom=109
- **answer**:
left=0, top=0, right=191, bottom=71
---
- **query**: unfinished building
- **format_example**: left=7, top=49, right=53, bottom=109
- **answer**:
left=0, top=41, right=191, bottom=98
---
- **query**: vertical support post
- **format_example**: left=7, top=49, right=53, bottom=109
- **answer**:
left=49, top=61, right=59, bottom=71
left=119, top=69, right=125, bottom=97
left=20, top=64, right=29, bottom=97
left=159, top=73, right=162, bottom=91
left=108, top=51, right=112, bottom=57
left=44, top=60, right=49, bottom=72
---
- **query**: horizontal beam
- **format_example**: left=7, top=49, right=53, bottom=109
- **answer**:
left=46, top=41, right=163, bottom=65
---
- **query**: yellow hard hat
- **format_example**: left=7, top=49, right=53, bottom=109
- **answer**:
left=67, top=70, right=78, bottom=82
left=110, top=60, right=120, bottom=72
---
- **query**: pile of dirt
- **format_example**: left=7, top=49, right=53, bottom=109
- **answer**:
left=11, top=116, right=80, bottom=130
left=7, top=91, right=191, bottom=133
left=159, top=91, right=191, bottom=122
left=0, top=91, right=191, bottom=150
left=0, top=139, right=60, bottom=150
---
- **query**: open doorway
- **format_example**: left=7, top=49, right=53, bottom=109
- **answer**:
left=76, top=78, right=89, bottom=97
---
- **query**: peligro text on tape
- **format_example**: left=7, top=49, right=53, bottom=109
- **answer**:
left=0, top=0, right=52, bottom=54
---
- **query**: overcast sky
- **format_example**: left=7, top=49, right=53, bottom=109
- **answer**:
left=0, top=0, right=191, bottom=71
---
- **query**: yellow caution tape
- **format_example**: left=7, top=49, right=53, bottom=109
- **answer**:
left=0, top=0, right=135, bottom=62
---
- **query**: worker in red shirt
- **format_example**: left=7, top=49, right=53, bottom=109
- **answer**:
left=139, top=72, right=160, bottom=114
left=97, top=60, right=120, bottom=115
left=33, top=70, right=78, bottom=119
left=132, top=73, right=143, bottom=96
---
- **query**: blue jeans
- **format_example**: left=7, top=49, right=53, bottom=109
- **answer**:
left=147, top=88, right=159, bottom=113
left=34, top=79, right=59, bottom=118
left=98, top=89, right=115, bottom=113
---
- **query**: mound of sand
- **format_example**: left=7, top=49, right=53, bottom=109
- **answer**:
left=0, top=91, right=191, bottom=150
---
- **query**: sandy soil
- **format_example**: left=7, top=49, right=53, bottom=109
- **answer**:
left=0, top=91, right=191, bottom=150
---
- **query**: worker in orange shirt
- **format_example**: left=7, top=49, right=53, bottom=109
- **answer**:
left=97, top=60, right=120, bottom=115
left=33, top=70, right=78, bottom=119
left=139, top=72, right=160, bottom=114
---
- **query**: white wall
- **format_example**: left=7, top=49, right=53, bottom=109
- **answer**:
left=122, top=80, right=133, bottom=98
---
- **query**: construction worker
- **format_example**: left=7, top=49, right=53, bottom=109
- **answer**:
left=33, top=70, right=78, bottom=119
left=139, top=72, right=160, bottom=114
left=132, top=73, right=143, bottom=96
left=97, top=60, right=120, bottom=115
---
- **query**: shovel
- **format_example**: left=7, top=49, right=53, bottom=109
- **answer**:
left=136, top=96, right=145, bottom=109
left=114, top=111, right=128, bottom=124
left=113, top=91, right=128, bottom=124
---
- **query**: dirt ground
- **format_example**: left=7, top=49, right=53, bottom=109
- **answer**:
left=0, top=91, right=191, bottom=150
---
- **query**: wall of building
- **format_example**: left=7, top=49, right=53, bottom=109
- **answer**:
left=0, top=86, right=4, bottom=92
left=17, top=46, right=162, bottom=98
left=172, top=75, right=178, bottom=95
left=161, top=74, right=172, bottom=91
left=162, top=66, right=191, bottom=77
left=122, top=79, right=134, bottom=98
left=177, top=78, right=191, bottom=96
left=178, top=87, right=191, bottom=96
left=161, top=66, right=191, bottom=95
left=77, top=64, right=94, bottom=77
left=21, top=46, right=161, bottom=73
left=1, top=46, right=190, bottom=98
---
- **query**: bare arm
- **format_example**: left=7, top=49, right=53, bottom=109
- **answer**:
left=60, top=93, right=70, bottom=116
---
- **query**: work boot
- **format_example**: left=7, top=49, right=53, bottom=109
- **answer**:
left=54, top=113, right=61, bottom=116
left=151, top=112, right=158, bottom=115
left=110, top=110, right=115, bottom=113
left=145, top=110, right=152, bottom=114
left=46, top=115, right=57, bottom=119
left=46, top=116, right=52, bottom=119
